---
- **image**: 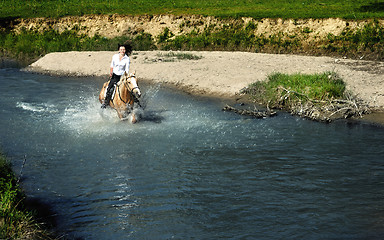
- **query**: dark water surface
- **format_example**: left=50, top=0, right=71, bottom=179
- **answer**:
left=1, top=68, right=384, bottom=239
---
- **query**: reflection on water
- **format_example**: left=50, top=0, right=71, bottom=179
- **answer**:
left=1, top=68, right=384, bottom=239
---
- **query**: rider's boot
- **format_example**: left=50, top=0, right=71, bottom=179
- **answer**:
left=101, top=97, right=110, bottom=109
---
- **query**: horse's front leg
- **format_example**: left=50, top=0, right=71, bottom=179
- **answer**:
left=116, top=109, right=125, bottom=120
left=127, top=104, right=137, bottom=124
left=130, top=113, right=137, bottom=124
left=116, top=105, right=137, bottom=123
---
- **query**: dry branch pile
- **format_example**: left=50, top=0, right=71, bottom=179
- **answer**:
left=222, top=105, right=277, bottom=119
left=276, top=87, right=371, bottom=122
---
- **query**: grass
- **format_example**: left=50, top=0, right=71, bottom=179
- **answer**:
left=2, top=17, right=384, bottom=64
left=0, top=153, right=53, bottom=239
left=0, top=28, right=155, bottom=63
left=1, top=0, right=384, bottom=19
left=321, top=19, right=384, bottom=58
left=158, top=19, right=384, bottom=60
left=159, top=21, right=300, bottom=52
left=156, top=52, right=202, bottom=61
left=1, top=1, right=384, bottom=62
left=244, top=71, right=346, bottom=107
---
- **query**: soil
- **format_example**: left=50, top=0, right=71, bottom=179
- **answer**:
left=12, top=15, right=384, bottom=43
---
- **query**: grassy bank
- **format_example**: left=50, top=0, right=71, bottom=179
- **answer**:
left=0, top=28, right=155, bottom=64
left=242, top=72, right=370, bottom=121
left=160, top=19, right=384, bottom=60
left=1, top=18, right=384, bottom=64
left=1, top=1, right=384, bottom=63
left=0, top=153, right=53, bottom=239
left=1, top=0, right=384, bottom=19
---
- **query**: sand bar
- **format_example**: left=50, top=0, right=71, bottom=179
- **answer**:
left=26, top=51, right=384, bottom=108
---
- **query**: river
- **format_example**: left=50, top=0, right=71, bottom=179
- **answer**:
left=0, top=67, right=383, bottom=239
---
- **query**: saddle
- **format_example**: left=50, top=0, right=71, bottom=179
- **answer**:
left=103, top=81, right=120, bottom=99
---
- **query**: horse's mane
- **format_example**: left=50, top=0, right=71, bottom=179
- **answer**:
left=117, top=72, right=136, bottom=86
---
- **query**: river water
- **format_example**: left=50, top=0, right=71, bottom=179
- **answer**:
left=0, top=67, right=384, bottom=239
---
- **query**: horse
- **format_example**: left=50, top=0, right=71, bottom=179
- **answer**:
left=99, top=72, right=142, bottom=123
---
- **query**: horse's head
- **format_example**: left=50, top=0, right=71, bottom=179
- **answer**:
left=121, top=72, right=141, bottom=99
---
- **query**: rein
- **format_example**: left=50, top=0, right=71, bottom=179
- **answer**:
left=116, top=76, right=142, bottom=107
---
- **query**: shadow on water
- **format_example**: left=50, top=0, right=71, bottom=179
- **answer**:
left=25, top=197, right=58, bottom=231
left=139, top=110, right=166, bottom=124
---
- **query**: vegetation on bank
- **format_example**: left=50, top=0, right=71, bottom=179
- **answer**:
left=1, top=0, right=384, bottom=62
left=246, top=72, right=346, bottom=103
left=1, top=1, right=384, bottom=63
left=0, top=153, right=53, bottom=239
left=0, top=28, right=156, bottom=63
left=241, top=72, right=370, bottom=122
left=160, top=19, right=384, bottom=60
left=1, top=18, right=384, bottom=64
left=155, top=51, right=203, bottom=61
left=1, top=0, right=384, bottom=19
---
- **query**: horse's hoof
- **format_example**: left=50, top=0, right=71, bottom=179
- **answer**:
left=131, top=115, right=137, bottom=124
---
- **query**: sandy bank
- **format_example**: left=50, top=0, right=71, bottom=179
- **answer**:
left=26, top=51, right=384, bottom=109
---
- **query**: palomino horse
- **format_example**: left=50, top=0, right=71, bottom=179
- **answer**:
left=99, top=72, right=142, bottom=123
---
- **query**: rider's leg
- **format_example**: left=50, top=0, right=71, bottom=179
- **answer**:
left=101, top=85, right=114, bottom=108
left=101, top=74, right=119, bottom=108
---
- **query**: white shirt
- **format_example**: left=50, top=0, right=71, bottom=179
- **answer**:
left=110, top=53, right=130, bottom=76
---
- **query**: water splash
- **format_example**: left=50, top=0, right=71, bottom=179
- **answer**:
left=60, top=96, right=127, bottom=135
left=16, top=101, right=58, bottom=113
left=57, top=84, right=165, bottom=135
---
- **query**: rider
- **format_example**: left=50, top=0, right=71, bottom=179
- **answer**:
left=101, top=43, right=132, bottom=108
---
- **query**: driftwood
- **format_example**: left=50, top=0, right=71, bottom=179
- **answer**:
left=277, top=86, right=371, bottom=122
left=222, top=105, right=277, bottom=118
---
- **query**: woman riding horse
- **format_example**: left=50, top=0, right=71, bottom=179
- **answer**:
left=99, top=43, right=141, bottom=123
left=99, top=72, right=141, bottom=122
left=101, top=43, right=132, bottom=108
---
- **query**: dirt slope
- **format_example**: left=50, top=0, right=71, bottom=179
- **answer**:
left=13, top=15, right=383, bottom=45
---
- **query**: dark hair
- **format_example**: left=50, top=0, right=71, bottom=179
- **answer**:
left=118, top=42, right=133, bottom=55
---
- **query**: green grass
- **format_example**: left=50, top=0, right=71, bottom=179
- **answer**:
left=1, top=0, right=384, bottom=19
left=245, top=72, right=346, bottom=107
left=1, top=0, right=384, bottom=62
left=2, top=18, right=384, bottom=64
left=322, top=19, right=384, bottom=57
left=156, top=52, right=202, bottom=61
left=160, top=21, right=300, bottom=52
left=158, top=19, right=384, bottom=59
left=0, top=28, right=155, bottom=63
